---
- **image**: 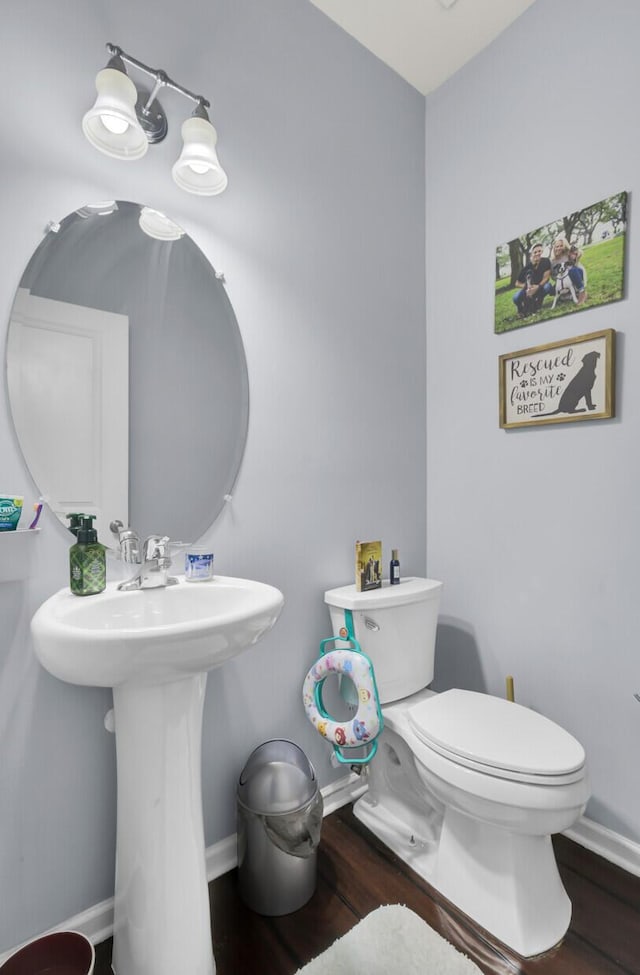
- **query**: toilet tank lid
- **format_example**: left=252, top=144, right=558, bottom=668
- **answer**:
left=324, top=577, right=442, bottom=611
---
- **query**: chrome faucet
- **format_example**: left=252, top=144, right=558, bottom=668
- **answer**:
left=110, top=521, right=141, bottom=564
left=110, top=522, right=178, bottom=591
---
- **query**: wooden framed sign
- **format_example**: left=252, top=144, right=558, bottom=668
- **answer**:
left=499, top=328, right=615, bottom=429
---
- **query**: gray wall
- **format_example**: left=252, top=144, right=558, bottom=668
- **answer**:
left=426, top=0, right=640, bottom=843
left=0, top=0, right=426, bottom=952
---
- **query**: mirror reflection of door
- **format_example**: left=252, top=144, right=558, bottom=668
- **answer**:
left=7, top=288, right=129, bottom=539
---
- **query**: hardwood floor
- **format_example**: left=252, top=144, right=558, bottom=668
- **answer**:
left=93, top=804, right=640, bottom=974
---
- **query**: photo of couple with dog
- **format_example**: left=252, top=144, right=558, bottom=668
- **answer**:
left=494, top=191, right=626, bottom=334
left=512, top=237, right=586, bottom=320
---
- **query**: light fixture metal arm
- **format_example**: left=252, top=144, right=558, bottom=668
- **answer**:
left=106, top=43, right=210, bottom=112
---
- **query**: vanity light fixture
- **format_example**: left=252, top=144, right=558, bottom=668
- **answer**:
left=82, top=43, right=228, bottom=196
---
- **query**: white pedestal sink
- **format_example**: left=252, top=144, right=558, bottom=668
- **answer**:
left=31, top=575, right=284, bottom=975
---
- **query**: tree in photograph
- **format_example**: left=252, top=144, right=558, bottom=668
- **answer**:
left=573, top=192, right=626, bottom=245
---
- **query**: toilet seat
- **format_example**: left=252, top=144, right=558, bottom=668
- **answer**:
left=408, top=689, right=586, bottom=786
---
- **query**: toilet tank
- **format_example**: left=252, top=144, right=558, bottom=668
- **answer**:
left=324, top=578, right=443, bottom=705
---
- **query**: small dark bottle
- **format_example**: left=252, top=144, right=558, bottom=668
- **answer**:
left=389, top=548, right=400, bottom=585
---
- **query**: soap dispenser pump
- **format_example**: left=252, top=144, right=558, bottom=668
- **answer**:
left=66, top=512, right=84, bottom=537
left=70, top=515, right=106, bottom=596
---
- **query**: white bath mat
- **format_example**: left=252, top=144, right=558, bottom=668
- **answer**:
left=294, top=904, right=482, bottom=975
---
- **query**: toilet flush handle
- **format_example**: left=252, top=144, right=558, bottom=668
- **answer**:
left=364, top=617, right=380, bottom=632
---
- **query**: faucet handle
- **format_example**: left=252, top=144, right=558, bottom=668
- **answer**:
left=143, top=535, right=171, bottom=561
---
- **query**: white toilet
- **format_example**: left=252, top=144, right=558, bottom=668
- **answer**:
left=324, top=577, right=590, bottom=957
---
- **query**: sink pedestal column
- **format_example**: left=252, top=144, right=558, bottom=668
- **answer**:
left=111, top=673, right=214, bottom=975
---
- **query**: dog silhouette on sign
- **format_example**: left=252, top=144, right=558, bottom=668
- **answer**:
left=540, top=350, right=600, bottom=416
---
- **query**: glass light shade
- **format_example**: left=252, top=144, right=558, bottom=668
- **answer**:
left=171, top=117, right=228, bottom=196
left=82, top=68, right=148, bottom=160
left=138, top=207, right=185, bottom=241
left=76, top=201, right=119, bottom=218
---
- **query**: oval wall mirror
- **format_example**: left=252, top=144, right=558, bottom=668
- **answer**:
left=5, top=201, right=249, bottom=544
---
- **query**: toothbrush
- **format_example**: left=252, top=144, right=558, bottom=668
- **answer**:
left=29, top=501, right=43, bottom=529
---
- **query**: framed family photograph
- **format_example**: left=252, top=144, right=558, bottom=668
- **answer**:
left=494, top=191, right=627, bottom=334
left=499, top=329, right=615, bottom=429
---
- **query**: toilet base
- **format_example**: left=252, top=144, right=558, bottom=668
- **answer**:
left=353, top=789, right=571, bottom=958
left=434, top=806, right=571, bottom=957
left=354, top=789, right=440, bottom=880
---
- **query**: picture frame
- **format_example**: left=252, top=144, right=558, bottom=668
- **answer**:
left=499, top=329, right=615, bottom=429
left=494, top=191, right=627, bottom=334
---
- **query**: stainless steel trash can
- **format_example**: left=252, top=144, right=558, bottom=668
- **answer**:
left=237, top=739, right=323, bottom=916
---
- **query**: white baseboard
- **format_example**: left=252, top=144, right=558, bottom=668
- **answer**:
left=0, top=772, right=365, bottom=964
left=564, top=815, right=640, bottom=878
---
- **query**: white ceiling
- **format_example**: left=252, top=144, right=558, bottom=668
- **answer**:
left=309, top=0, right=538, bottom=95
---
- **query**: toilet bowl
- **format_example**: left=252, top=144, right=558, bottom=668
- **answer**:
left=324, top=579, right=590, bottom=958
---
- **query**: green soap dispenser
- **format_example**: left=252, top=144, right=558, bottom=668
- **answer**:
left=70, top=515, right=106, bottom=596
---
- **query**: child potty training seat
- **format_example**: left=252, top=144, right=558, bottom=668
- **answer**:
left=302, top=634, right=383, bottom=765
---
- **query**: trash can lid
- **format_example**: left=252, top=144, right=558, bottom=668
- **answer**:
left=238, top=740, right=318, bottom=815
